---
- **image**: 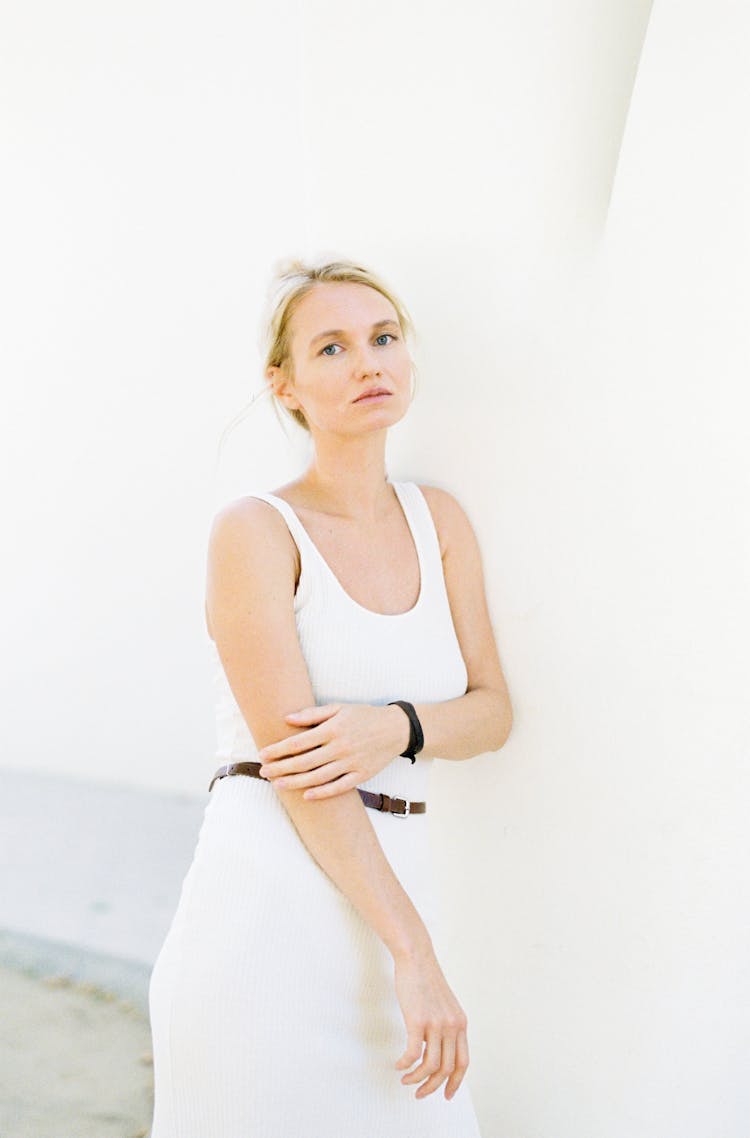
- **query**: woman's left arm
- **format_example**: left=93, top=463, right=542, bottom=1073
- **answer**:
left=405, top=484, right=513, bottom=759
left=258, top=485, right=512, bottom=795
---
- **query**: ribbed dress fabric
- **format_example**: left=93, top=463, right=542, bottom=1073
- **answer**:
left=147, top=480, right=483, bottom=1137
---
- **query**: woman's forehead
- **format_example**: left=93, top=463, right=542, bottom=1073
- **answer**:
left=292, top=281, right=397, bottom=333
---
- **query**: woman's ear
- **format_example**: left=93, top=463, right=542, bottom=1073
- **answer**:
left=267, top=365, right=300, bottom=412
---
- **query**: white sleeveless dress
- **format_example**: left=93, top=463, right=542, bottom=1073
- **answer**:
left=147, top=480, right=483, bottom=1137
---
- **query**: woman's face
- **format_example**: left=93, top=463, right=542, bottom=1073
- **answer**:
left=270, top=281, right=413, bottom=434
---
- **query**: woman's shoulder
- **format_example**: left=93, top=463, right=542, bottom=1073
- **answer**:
left=413, top=482, right=472, bottom=559
left=205, top=494, right=302, bottom=637
left=210, top=489, right=293, bottom=523
left=207, top=494, right=301, bottom=570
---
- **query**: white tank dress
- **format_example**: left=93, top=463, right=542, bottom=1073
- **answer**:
left=147, top=480, right=483, bottom=1137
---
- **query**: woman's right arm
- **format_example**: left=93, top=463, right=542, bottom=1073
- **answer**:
left=205, top=497, right=470, bottom=1101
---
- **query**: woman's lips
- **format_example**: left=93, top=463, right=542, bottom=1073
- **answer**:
left=353, top=391, right=391, bottom=403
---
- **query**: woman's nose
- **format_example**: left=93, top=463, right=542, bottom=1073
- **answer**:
left=351, top=342, right=382, bottom=376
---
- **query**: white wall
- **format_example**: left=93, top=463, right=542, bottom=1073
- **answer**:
left=579, top=4, right=749, bottom=1133
left=5, top=1, right=748, bottom=1135
left=0, top=0, right=649, bottom=788
left=1, top=0, right=307, bottom=793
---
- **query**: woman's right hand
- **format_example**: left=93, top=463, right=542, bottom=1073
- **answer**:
left=392, top=947, right=470, bottom=1101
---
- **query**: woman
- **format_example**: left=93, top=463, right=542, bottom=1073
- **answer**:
left=147, top=258, right=512, bottom=1136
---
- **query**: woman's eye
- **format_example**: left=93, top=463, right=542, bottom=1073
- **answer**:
left=320, top=333, right=397, bottom=356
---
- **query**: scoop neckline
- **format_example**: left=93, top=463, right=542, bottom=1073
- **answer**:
left=260, top=480, right=425, bottom=619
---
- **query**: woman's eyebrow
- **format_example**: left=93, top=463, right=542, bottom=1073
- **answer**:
left=309, top=318, right=399, bottom=348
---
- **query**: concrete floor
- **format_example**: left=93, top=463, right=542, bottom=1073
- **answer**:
left=0, top=963, right=153, bottom=1138
left=0, top=765, right=206, bottom=1011
left=0, top=766, right=211, bottom=1136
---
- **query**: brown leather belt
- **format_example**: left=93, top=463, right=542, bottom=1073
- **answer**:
left=208, top=761, right=426, bottom=817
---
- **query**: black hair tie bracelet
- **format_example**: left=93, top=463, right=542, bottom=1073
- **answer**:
left=387, top=700, right=424, bottom=764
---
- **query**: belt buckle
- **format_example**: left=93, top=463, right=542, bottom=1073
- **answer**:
left=392, top=797, right=410, bottom=818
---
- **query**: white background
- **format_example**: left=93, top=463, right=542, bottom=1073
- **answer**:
left=2, top=1, right=748, bottom=1135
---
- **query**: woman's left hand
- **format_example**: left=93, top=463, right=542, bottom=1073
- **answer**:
left=256, top=702, right=411, bottom=800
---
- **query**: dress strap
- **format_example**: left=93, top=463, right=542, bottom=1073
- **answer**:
left=244, top=483, right=443, bottom=614
left=244, top=492, right=315, bottom=555
left=241, top=492, right=320, bottom=611
left=398, top=481, right=444, bottom=602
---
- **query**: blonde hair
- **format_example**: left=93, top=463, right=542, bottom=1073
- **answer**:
left=261, top=256, right=417, bottom=432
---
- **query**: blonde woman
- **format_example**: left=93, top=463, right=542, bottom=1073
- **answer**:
left=147, top=258, right=512, bottom=1136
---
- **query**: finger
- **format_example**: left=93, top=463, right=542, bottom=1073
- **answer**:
left=303, top=772, right=361, bottom=800
left=401, top=1028, right=441, bottom=1086
left=259, top=746, right=329, bottom=778
left=444, top=1028, right=469, bottom=1099
left=284, top=703, right=342, bottom=723
left=258, top=725, right=334, bottom=762
left=257, top=727, right=329, bottom=764
left=416, top=1033, right=455, bottom=1099
left=395, top=1032, right=424, bottom=1071
left=273, top=763, right=345, bottom=791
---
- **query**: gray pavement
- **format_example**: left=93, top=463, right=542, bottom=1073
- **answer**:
left=0, top=963, right=153, bottom=1138
left=0, top=766, right=206, bottom=1012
